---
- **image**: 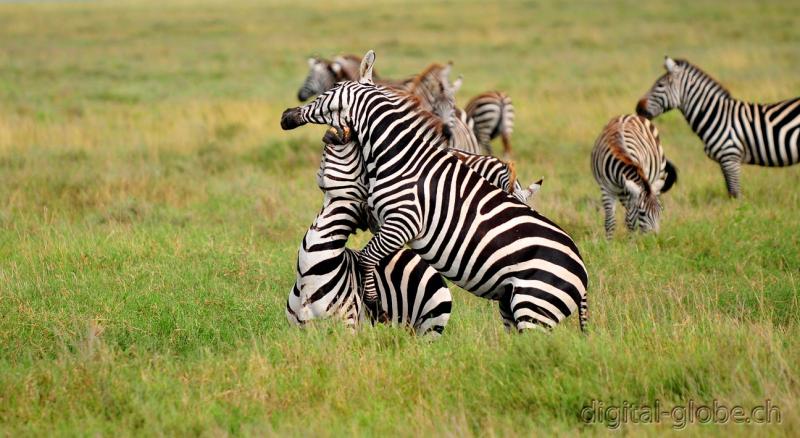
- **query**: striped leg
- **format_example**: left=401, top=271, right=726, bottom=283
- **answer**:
left=719, top=158, right=742, bottom=198
left=601, top=188, right=617, bottom=238
left=358, top=218, right=420, bottom=320
left=510, top=290, right=558, bottom=332
left=498, top=293, right=516, bottom=331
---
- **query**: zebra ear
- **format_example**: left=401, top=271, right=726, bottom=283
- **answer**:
left=308, top=57, right=317, bottom=68
left=652, top=178, right=665, bottom=193
left=664, top=56, right=679, bottom=73
left=330, top=61, right=343, bottom=76
left=624, top=179, right=642, bottom=198
left=452, top=75, right=463, bottom=94
left=359, top=50, right=376, bottom=84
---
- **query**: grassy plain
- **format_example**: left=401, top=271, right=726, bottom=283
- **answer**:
left=0, top=0, right=798, bottom=435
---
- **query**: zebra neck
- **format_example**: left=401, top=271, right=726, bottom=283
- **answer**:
left=678, top=75, right=737, bottom=144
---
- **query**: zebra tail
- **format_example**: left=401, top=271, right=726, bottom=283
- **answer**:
left=501, top=98, right=514, bottom=157
left=662, top=160, right=678, bottom=193
left=579, top=294, right=588, bottom=334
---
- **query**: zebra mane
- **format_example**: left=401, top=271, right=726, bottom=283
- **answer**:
left=409, top=63, right=449, bottom=90
left=677, top=59, right=732, bottom=98
left=607, top=117, right=654, bottom=194
left=379, top=85, right=451, bottom=140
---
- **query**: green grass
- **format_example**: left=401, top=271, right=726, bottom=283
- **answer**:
left=1, top=0, right=799, bottom=435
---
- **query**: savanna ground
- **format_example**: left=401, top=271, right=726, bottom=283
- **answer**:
left=1, top=0, right=799, bottom=435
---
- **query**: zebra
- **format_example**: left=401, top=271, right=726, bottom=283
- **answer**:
left=287, top=129, right=452, bottom=335
left=297, top=55, right=362, bottom=102
left=417, top=65, right=484, bottom=154
left=591, top=115, right=678, bottom=238
left=282, top=51, right=588, bottom=332
left=636, top=56, right=800, bottom=198
left=446, top=149, right=543, bottom=205
left=465, top=91, right=516, bottom=159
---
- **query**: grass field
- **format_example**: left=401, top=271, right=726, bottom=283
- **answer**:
left=1, top=0, right=799, bottom=435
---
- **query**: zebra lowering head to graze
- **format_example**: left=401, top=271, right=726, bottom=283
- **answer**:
left=591, top=115, right=677, bottom=238
left=286, top=128, right=452, bottom=336
left=297, top=55, right=363, bottom=102
left=282, top=50, right=588, bottom=333
left=636, top=56, right=800, bottom=198
left=465, top=91, right=516, bottom=159
left=394, top=62, right=483, bottom=155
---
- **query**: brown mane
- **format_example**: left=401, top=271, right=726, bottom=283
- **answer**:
left=381, top=86, right=449, bottom=139
left=606, top=117, right=652, bottom=193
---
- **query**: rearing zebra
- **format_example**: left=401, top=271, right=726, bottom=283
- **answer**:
left=591, top=115, right=677, bottom=237
left=282, top=51, right=588, bottom=332
left=636, top=56, right=800, bottom=198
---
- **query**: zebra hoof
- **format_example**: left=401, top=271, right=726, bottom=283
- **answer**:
left=323, top=126, right=352, bottom=145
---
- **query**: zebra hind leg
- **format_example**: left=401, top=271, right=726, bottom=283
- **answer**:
left=509, top=290, right=557, bottom=332
left=719, top=158, right=742, bottom=198
left=498, top=293, right=516, bottom=332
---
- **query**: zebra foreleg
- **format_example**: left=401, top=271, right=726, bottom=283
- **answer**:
left=719, top=158, right=742, bottom=198
left=357, top=218, right=420, bottom=322
left=601, top=189, right=617, bottom=238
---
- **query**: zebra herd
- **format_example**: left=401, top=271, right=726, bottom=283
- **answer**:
left=283, top=50, right=799, bottom=336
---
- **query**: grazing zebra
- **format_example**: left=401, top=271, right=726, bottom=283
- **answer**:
left=465, top=91, right=516, bottom=159
left=282, top=51, right=588, bottom=332
left=591, top=115, right=677, bottom=238
left=287, top=130, right=452, bottom=335
left=297, top=55, right=362, bottom=102
left=636, top=56, right=800, bottom=198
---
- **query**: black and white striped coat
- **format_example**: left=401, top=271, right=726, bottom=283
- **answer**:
left=287, top=138, right=452, bottom=335
left=447, top=149, right=542, bottom=205
left=637, top=56, right=800, bottom=198
left=465, top=91, right=516, bottom=159
left=591, top=115, right=677, bottom=237
left=282, top=51, right=588, bottom=332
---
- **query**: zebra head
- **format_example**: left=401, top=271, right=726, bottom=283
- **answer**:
left=636, top=56, right=686, bottom=119
left=297, top=57, right=339, bottom=102
left=282, top=50, right=378, bottom=132
left=623, top=179, right=664, bottom=234
left=430, top=73, right=462, bottom=135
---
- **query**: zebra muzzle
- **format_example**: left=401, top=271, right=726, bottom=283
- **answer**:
left=280, top=108, right=306, bottom=130
left=635, top=98, right=652, bottom=119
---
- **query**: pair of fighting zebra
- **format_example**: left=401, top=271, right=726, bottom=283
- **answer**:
left=591, top=56, right=799, bottom=237
left=298, top=54, right=515, bottom=158
left=284, top=51, right=588, bottom=334
left=286, top=127, right=540, bottom=335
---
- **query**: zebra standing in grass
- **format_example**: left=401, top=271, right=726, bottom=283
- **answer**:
left=287, top=129, right=452, bottom=335
left=636, top=56, right=800, bottom=198
left=282, top=51, right=588, bottom=332
left=466, top=91, right=516, bottom=159
left=591, top=115, right=677, bottom=237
